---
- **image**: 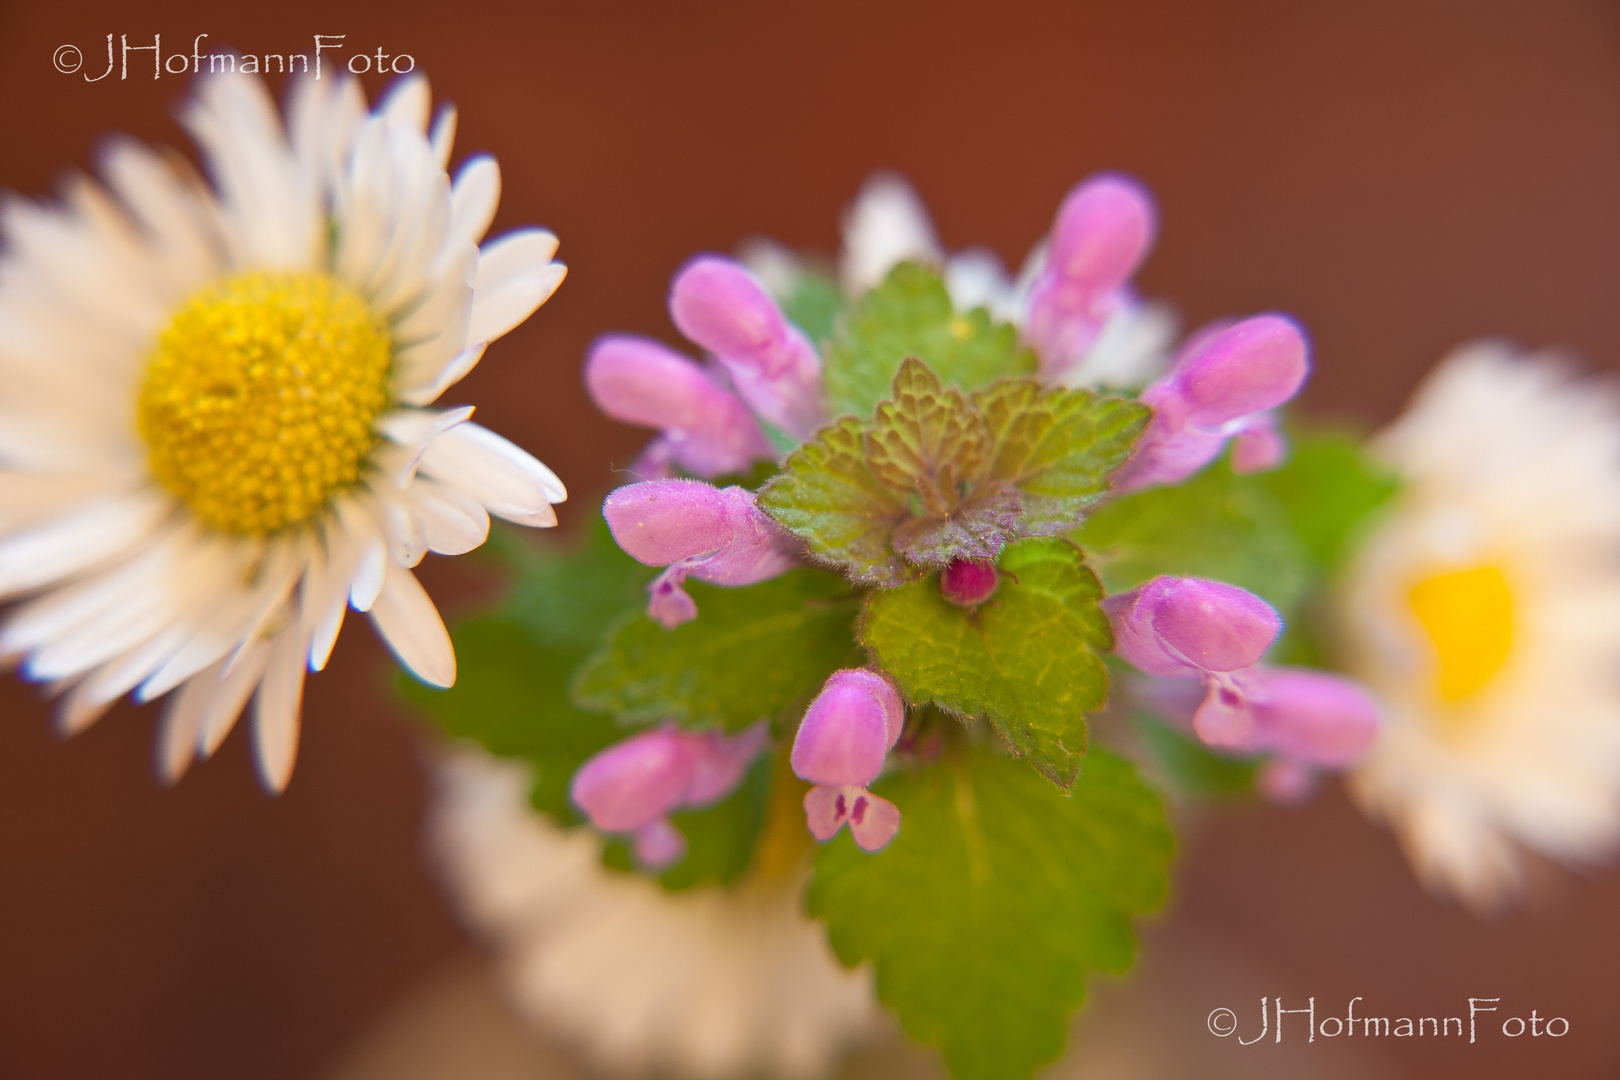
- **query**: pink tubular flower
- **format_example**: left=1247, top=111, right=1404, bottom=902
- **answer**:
left=1024, top=174, right=1157, bottom=381
left=584, top=334, right=773, bottom=479
left=569, top=722, right=770, bottom=870
left=792, top=669, right=905, bottom=852
left=603, top=479, right=799, bottom=627
left=1105, top=575, right=1380, bottom=794
left=1113, top=314, right=1309, bottom=492
left=669, top=256, right=826, bottom=439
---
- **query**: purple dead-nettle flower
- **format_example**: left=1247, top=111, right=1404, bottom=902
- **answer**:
left=585, top=334, right=774, bottom=479
left=670, top=256, right=827, bottom=440
left=1023, top=174, right=1158, bottom=383
left=1113, top=314, right=1310, bottom=492
left=603, top=479, right=800, bottom=627
left=792, top=669, right=905, bottom=852
left=570, top=722, right=770, bottom=870
left=1105, top=575, right=1380, bottom=795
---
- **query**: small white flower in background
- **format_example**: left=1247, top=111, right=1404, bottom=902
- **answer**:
left=1339, top=344, right=1620, bottom=911
left=743, top=171, right=1176, bottom=391
left=0, top=71, right=567, bottom=791
left=429, top=748, right=880, bottom=1080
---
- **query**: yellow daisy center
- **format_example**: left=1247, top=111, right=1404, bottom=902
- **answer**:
left=138, top=272, right=392, bottom=536
left=1407, top=565, right=1514, bottom=702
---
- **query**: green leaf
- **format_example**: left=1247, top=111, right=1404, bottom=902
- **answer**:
left=572, top=568, right=863, bottom=732
left=808, top=747, right=1173, bottom=1080
left=398, top=520, right=653, bottom=822
left=866, top=357, right=989, bottom=498
left=758, top=418, right=915, bottom=586
left=1257, top=430, right=1400, bottom=572
left=601, top=749, right=776, bottom=889
left=1075, top=457, right=1313, bottom=616
left=860, top=539, right=1111, bottom=788
left=975, top=380, right=1150, bottom=535
left=822, top=262, right=1036, bottom=419
left=780, top=266, right=844, bottom=345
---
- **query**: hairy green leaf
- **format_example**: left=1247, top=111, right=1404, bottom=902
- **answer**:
left=572, top=568, right=862, bottom=732
left=860, top=539, right=1111, bottom=787
left=780, top=266, right=845, bottom=345
left=1257, top=430, right=1400, bottom=572
left=758, top=418, right=915, bottom=586
left=809, top=747, right=1173, bottom=1080
left=975, top=379, right=1150, bottom=535
left=822, top=262, right=1035, bottom=419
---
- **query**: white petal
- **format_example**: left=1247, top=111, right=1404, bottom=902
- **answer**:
left=429, top=105, right=458, bottom=169
left=380, top=74, right=431, bottom=133
left=200, top=640, right=272, bottom=758
left=399, top=343, right=485, bottom=408
left=369, top=560, right=455, bottom=687
left=448, top=156, right=500, bottom=249
left=158, top=672, right=213, bottom=784
left=467, top=229, right=565, bottom=344
left=253, top=627, right=308, bottom=793
left=54, top=680, right=117, bottom=737
left=413, top=480, right=490, bottom=556
left=0, top=489, right=170, bottom=600
left=382, top=496, right=428, bottom=568
left=336, top=499, right=388, bottom=611
left=839, top=172, right=943, bottom=295
left=418, top=422, right=566, bottom=524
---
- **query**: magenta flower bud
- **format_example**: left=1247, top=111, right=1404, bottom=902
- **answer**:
left=570, top=727, right=697, bottom=832
left=791, top=669, right=904, bottom=787
left=684, top=722, right=770, bottom=804
left=604, top=479, right=736, bottom=567
left=1244, top=667, right=1380, bottom=767
left=804, top=784, right=902, bottom=852
left=1193, top=673, right=1260, bottom=747
left=1104, top=576, right=1281, bottom=678
left=585, top=335, right=773, bottom=478
left=1114, top=314, right=1308, bottom=491
left=669, top=255, right=825, bottom=438
left=634, top=817, right=688, bottom=869
left=1024, top=174, right=1157, bottom=377
left=605, top=480, right=798, bottom=627
left=940, top=559, right=999, bottom=607
left=1173, top=315, right=1308, bottom=426
left=1230, top=414, right=1286, bottom=473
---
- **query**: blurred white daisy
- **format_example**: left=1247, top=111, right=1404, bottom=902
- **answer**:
left=1339, top=344, right=1620, bottom=910
left=742, top=171, right=1173, bottom=390
left=0, top=71, right=566, bottom=790
left=429, top=746, right=880, bottom=1080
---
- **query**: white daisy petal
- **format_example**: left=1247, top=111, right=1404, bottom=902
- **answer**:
left=157, top=669, right=213, bottom=784
left=839, top=171, right=942, bottom=295
left=0, top=491, right=171, bottom=600
left=467, top=229, right=565, bottom=344
left=379, top=74, right=432, bottom=133
left=399, top=343, right=486, bottom=408
left=253, top=625, right=309, bottom=793
left=200, top=639, right=272, bottom=759
left=369, top=560, right=454, bottom=687
left=412, top=479, right=490, bottom=556
left=429, top=105, right=458, bottom=169
left=336, top=499, right=389, bottom=612
left=418, top=422, right=566, bottom=520
left=447, top=155, right=501, bottom=250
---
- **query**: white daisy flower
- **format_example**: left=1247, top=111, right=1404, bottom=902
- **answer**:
left=0, top=71, right=567, bottom=791
left=429, top=746, right=881, bottom=1080
left=1339, top=343, right=1620, bottom=910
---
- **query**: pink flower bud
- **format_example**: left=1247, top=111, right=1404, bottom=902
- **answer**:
left=634, top=817, right=688, bottom=869
left=585, top=335, right=773, bottom=478
left=669, top=256, right=826, bottom=438
left=604, top=480, right=800, bottom=626
left=1230, top=414, right=1286, bottom=473
left=684, top=722, right=771, bottom=804
left=1243, top=667, right=1380, bottom=767
left=791, top=669, right=904, bottom=787
left=570, top=727, right=696, bottom=832
left=1025, top=174, right=1157, bottom=378
left=1256, top=757, right=1318, bottom=806
left=804, top=783, right=902, bottom=852
left=1114, top=314, right=1309, bottom=491
left=1103, top=576, right=1281, bottom=678
left=939, top=559, right=999, bottom=607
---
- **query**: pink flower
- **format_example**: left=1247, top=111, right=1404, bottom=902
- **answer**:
left=791, top=669, right=905, bottom=851
left=603, top=479, right=799, bottom=627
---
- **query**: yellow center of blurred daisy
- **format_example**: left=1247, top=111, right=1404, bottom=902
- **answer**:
left=137, top=272, right=392, bottom=536
left=1408, top=565, right=1514, bottom=702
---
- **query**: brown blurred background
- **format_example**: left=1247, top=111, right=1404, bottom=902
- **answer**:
left=2, top=1, right=1619, bottom=1077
